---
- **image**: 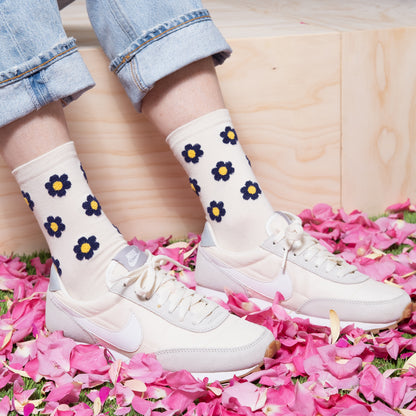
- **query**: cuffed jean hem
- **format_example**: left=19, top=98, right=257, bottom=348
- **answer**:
left=0, top=38, right=95, bottom=128
left=109, top=9, right=231, bottom=112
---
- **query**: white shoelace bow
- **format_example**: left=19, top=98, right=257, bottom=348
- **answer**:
left=123, top=250, right=217, bottom=323
left=274, top=220, right=356, bottom=278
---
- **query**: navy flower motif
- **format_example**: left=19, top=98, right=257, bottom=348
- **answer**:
left=21, top=191, right=34, bottom=211
left=189, top=178, right=201, bottom=196
left=44, top=216, right=66, bottom=238
left=182, top=144, right=204, bottom=164
left=207, top=201, right=226, bottom=222
left=73, top=236, right=100, bottom=260
left=246, top=155, right=252, bottom=167
left=82, top=195, right=102, bottom=216
left=220, top=126, right=238, bottom=145
left=211, top=161, right=235, bottom=181
left=52, top=257, right=62, bottom=276
left=80, top=163, right=88, bottom=182
left=241, top=180, right=262, bottom=200
left=45, top=174, right=71, bottom=197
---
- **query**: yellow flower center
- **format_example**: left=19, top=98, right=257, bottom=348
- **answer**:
left=53, top=181, right=63, bottom=191
left=81, top=243, right=91, bottom=253
left=218, top=166, right=228, bottom=176
left=24, top=198, right=29, bottom=206
left=190, top=183, right=196, bottom=192
left=227, top=131, right=235, bottom=140
left=50, top=222, right=59, bottom=232
left=247, top=185, right=257, bottom=194
left=188, top=149, right=196, bottom=159
left=212, top=207, right=220, bottom=217
left=90, top=200, right=98, bottom=210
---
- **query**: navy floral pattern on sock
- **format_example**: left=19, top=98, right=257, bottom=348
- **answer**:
left=44, top=216, right=66, bottom=238
left=207, top=200, right=226, bottom=222
left=82, top=195, right=102, bottom=216
left=73, top=236, right=100, bottom=260
left=189, top=178, right=201, bottom=196
left=52, top=257, right=62, bottom=276
left=246, top=155, right=252, bottom=167
left=220, top=126, right=238, bottom=145
left=211, top=161, right=235, bottom=181
left=80, top=163, right=88, bottom=182
left=21, top=191, right=34, bottom=211
left=45, top=174, right=71, bottom=197
left=182, top=144, right=203, bottom=163
left=241, top=180, right=262, bottom=200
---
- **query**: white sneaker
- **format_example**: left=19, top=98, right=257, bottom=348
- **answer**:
left=195, top=211, right=413, bottom=331
left=46, top=245, right=277, bottom=382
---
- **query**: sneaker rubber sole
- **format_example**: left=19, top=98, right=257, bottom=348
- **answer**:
left=196, top=285, right=414, bottom=333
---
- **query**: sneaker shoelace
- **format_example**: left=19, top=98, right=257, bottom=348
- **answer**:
left=122, top=250, right=218, bottom=324
left=273, top=221, right=357, bottom=278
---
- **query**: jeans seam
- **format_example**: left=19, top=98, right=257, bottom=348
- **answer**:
left=0, top=7, right=26, bottom=69
left=130, top=58, right=148, bottom=93
left=0, top=45, right=77, bottom=86
left=112, top=13, right=210, bottom=73
left=105, top=0, right=137, bottom=43
left=24, top=77, right=40, bottom=110
left=37, top=70, right=50, bottom=106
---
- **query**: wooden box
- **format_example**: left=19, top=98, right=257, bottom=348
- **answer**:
left=1, top=0, right=416, bottom=253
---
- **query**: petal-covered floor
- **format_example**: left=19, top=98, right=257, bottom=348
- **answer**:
left=1, top=202, right=416, bottom=415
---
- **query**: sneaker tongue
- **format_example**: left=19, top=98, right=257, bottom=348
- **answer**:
left=265, top=211, right=293, bottom=235
left=113, top=245, right=148, bottom=272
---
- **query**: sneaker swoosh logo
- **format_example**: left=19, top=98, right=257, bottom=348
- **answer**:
left=205, top=251, right=293, bottom=300
left=73, top=313, right=143, bottom=353
left=126, top=248, right=141, bottom=268
left=228, top=268, right=293, bottom=300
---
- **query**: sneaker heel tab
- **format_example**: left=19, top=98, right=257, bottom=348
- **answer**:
left=200, top=222, right=217, bottom=247
left=49, top=265, right=62, bottom=292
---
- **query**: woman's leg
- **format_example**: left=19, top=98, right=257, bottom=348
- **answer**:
left=0, top=0, right=123, bottom=300
left=0, top=101, right=70, bottom=169
left=89, top=0, right=412, bottom=330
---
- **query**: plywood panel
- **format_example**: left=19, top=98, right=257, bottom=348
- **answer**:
left=341, top=27, right=416, bottom=214
left=274, top=0, right=416, bottom=32
left=61, top=0, right=416, bottom=44
left=60, top=0, right=335, bottom=46
left=216, top=34, right=341, bottom=213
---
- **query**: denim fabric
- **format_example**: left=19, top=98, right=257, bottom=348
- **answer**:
left=0, top=0, right=94, bottom=127
left=88, top=0, right=231, bottom=111
left=0, top=0, right=231, bottom=127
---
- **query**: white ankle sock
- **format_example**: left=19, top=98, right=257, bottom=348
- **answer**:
left=13, top=142, right=127, bottom=300
left=167, top=109, right=274, bottom=250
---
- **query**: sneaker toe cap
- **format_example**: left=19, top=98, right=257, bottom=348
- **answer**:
left=155, top=317, right=277, bottom=374
left=298, top=281, right=412, bottom=326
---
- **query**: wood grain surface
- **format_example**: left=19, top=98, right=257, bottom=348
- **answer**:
left=1, top=0, right=416, bottom=253
left=341, top=27, right=416, bottom=214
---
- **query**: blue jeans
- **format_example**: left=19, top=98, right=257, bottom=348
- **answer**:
left=0, top=0, right=231, bottom=128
